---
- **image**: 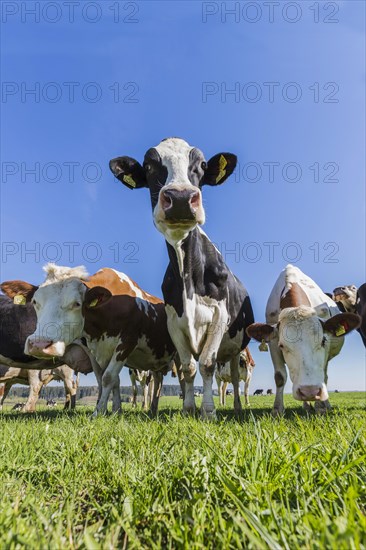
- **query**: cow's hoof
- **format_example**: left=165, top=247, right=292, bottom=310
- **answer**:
left=200, top=408, right=217, bottom=421
left=182, top=406, right=195, bottom=416
left=314, top=401, right=328, bottom=415
left=271, top=407, right=284, bottom=417
left=303, top=402, right=314, bottom=413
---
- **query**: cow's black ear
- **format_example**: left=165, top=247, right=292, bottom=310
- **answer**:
left=202, top=153, right=237, bottom=186
left=109, top=156, right=147, bottom=189
left=84, top=286, right=112, bottom=309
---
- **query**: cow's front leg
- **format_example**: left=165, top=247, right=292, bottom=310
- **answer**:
left=167, top=332, right=196, bottom=415
left=244, top=373, right=250, bottom=406
left=230, top=354, right=242, bottom=417
left=93, top=359, right=123, bottom=416
left=149, top=371, right=163, bottom=417
left=23, top=371, right=43, bottom=412
left=269, top=341, right=287, bottom=416
left=141, top=378, right=149, bottom=411
left=199, top=362, right=216, bottom=420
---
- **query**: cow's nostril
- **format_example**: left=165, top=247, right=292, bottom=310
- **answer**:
left=161, top=191, right=173, bottom=210
left=190, top=192, right=200, bottom=208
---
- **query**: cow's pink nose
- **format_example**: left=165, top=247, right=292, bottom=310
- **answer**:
left=297, top=385, right=322, bottom=401
left=27, top=339, right=53, bottom=355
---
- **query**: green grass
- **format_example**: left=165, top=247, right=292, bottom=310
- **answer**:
left=1, top=393, right=365, bottom=549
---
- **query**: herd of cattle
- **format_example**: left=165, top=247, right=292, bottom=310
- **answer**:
left=1, top=138, right=365, bottom=418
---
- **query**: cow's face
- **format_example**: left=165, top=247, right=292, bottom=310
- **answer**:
left=25, top=279, right=87, bottom=358
left=25, top=278, right=112, bottom=358
left=247, top=308, right=360, bottom=402
left=333, top=285, right=358, bottom=312
left=109, top=137, right=237, bottom=243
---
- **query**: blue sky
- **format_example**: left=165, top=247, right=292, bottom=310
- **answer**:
left=1, top=1, right=365, bottom=392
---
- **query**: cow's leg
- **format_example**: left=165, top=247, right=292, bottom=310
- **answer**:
left=0, top=382, right=12, bottom=411
left=129, top=371, right=138, bottom=408
left=174, top=355, right=185, bottom=400
left=62, top=372, right=77, bottom=410
left=168, top=335, right=196, bottom=415
left=111, top=377, right=121, bottom=414
left=93, top=360, right=123, bottom=416
left=244, top=368, right=251, bottom=406
left=222, top=381, right=228, bottom=406
left=149, top=371, right=163, bottom=417
left=199, top=361, right=216, bottom=419
left=215, top=375, right=222, bottom=406
left=230, top=354, right=242, bottom=417
left=23, top=371, right=43, bottom=413
left=269, top=341, right=287, bottom=416
left=141, top=378, right=149, bottom=411
left=148, top=375, right=154, bottom=408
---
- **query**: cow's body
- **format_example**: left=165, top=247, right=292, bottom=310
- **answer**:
left=0, top=364, right=78, bottom=412
left=253, top=389, right=263, bottom=396
left=110, top=137, right=254, bottom=418
left=333, top=283, right=366, bottom=347
left=266, top=389, right=273, bottom=395
left=215, top=348, right=255, bottom=406
left=247, top=265, right=360, bottom=415
left=25, top=265, right=177, bottom=416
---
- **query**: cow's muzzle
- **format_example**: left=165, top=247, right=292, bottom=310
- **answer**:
left=25, top=338, right=66, bottom=358
left=295, top=385, right=327, bottom=401
left=161, top=188, right=201, bottom=222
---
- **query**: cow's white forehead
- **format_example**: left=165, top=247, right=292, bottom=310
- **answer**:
left=279, top=305, right=317, bottom=324
left=154, top=137, right=194, bottom=160
left=154, top=138, right=197, bottom=185
left=41, top=263, right=88, bottom=287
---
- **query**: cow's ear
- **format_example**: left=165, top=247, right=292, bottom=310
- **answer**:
left=323, top=313, right=361, bottom=337
left=246, top=323, right=275, bottom=342
left=202, top=153, right=237, bottom=186
left=109, top=156, right=147, bottom=189
left=0, top=280, right=38, bottom=302
left=84, top=286, right=112, bottom=309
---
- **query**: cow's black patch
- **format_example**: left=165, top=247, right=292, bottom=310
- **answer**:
left=0, top=295, right=37, bottom=361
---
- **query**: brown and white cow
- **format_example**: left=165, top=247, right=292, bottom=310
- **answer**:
left=0, top=364, right=78, bottom=412
left=247, top=265, right=360, bottom=415
left=215, top=348, right=255, bottom=406
left=23, top=264, right=177, bottom=417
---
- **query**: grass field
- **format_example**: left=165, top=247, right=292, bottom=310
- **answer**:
left=1, top=392, right=365, bottom=549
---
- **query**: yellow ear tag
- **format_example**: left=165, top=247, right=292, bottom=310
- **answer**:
left=216, top=155, right=227, bottom=183
left=88, top=298, right=98, bottom=308
left=14, top=294, right=26, bottom=305
left=123, top=174, right=136, bottom=188
left=335, top=324, right=346, bottom=336
left=259, top=339, right=269, bottom=352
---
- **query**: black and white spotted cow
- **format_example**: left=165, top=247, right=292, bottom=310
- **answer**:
left=110, top=137, right=254, bottom=418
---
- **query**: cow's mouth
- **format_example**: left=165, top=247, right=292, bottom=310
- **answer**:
left=333, top=293, right=348, bottom=302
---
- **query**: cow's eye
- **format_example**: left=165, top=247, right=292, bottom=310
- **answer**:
left=321, top=336, right=327, bottom=347
left=145, top=164, right=151, bottom=172
left=31, top=299, right=37, bottom=306
left=73, top=302, right=81, bottom=308
left=201, top=161, right=207, bottom=170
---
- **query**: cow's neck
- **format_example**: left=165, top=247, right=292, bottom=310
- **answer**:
left=166, top=227, right=204, bottom=281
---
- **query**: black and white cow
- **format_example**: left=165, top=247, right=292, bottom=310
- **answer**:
left=333, top=283, right=366, bottom=347
left=110, top=137, right=254, bottom=418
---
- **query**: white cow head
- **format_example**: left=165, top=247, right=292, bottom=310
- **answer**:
left=23, top=264, right=111, bottom=358
left=109, top=137, right=237, bottom=244
left=247, top=306, right=360, bottom=402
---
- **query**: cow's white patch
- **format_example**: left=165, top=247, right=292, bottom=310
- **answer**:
left=155, top=138, right=193, bottom=187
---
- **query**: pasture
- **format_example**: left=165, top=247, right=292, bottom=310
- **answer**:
left=1, top=392, right=365, bottom=549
